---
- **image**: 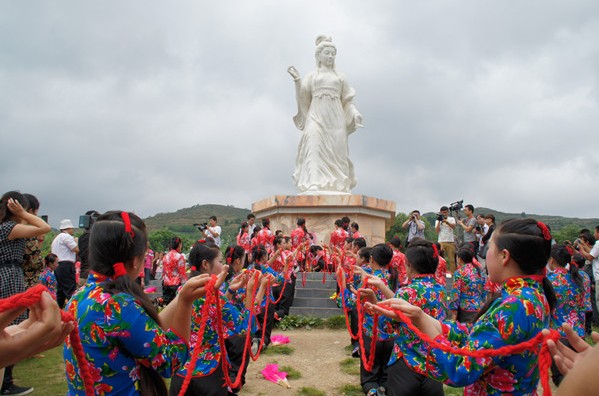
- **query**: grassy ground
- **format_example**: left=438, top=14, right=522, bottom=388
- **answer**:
left=12, top=347, right=67, bottom=395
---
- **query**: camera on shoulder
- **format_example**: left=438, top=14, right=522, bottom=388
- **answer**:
left=194, top=223, right=208, bottom=232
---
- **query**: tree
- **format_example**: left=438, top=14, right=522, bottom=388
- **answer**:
left=148, top=229, right=194, bottom=252
left=552, top=224, right=580, bottom=244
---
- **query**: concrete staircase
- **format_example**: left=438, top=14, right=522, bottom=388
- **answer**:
left=289, top=272, right=340, bottom=318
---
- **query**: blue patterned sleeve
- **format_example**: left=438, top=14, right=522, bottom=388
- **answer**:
left=113, top=296, right=188, bottom=378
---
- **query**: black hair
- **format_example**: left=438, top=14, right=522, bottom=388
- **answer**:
left=341, top=216, right=350, bottom=224
left=89, top=211, right=165, bottom=395
left=238, top=222, right=248, bottom=238
left=297, top=218, right=306, bottom=226
left=351, top=222, right=359, bottom=231
left=551, top=244, right=583, bottom=289
left=273, top=236, right=284, bottom=249
left=457, top=247, right=481, bottom=277
left=262, top=218, right=270, bottom=227
left=353, top=237, right=366, bottom=249
left=189, top=241, right=221, bottom=277
left=44, top=253, right=58, bottom=266
left=23, top=193, right=39, bottom=213
left=388, top=236, right=402, bottom=249
left=370, top=243, right=397, bottom=291
left=490, top=218, right=556, bottom=311
left=209, top=215, right=217, bottom=222
left=357, top=247, right=372, bottom=263
left=335, top=219, right=344, bottom=228
left=345, top=237, right=354, bottom=245
left=251, top=226, right=261, bottom=239
left=0, top=191, right=27, bottom=223
left=405, top=238, right=438, bottom=275
left=440, top=206, right=449, bottom=212
left=465, top=204, right=474, bottom=212
left=252, top=245, right=268, bottom=264
left=225, top=245, right=246, bottom=282
left=247, top=213, right=255, bottom=220
left=169, top=237, right=182, bottom=251
left=572, top=253, right=585, bottom=269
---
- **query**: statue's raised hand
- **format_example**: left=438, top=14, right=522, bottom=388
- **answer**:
left=287, top=66, right=300, bottom=81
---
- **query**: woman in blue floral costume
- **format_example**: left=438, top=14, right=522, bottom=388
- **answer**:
left=364, top=238, right=447, bottom=396
left=449, top=247, right=487, bottom=323
left=547, top=243, right=591, bottom=385
left=371, top=218, right=557, bottom=395
left=64, top=211, right=211, bottom=396
left=342, top=243, right=397, bottom=396
left=38, top=253, right=58, bottom=299
left=170, top=241, right=266, bottom=396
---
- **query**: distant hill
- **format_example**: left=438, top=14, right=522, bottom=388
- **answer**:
left=144, top=204, right=251, bottom=246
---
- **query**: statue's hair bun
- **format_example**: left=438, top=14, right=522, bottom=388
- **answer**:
left=315, top=35, right=332, bottom=46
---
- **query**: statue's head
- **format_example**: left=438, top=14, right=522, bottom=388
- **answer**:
left=315, top=35, right=336, bottom=69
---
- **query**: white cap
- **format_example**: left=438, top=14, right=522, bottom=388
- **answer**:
left=59, top=219, right=74, bottom=230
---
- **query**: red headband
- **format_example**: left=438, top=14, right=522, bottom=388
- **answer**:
left=537, top=221, right=551, bottom=241
left=431, top=244, right=439, bottom=259
left=121, top=211, right=135, bottom=238
left=112, top=262, right=127, bottom=279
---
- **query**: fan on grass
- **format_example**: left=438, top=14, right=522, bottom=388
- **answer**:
left=261, top=363, right=291, bottom=388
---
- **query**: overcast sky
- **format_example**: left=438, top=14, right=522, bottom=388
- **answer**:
left=1, top=1, right=598, bottom=227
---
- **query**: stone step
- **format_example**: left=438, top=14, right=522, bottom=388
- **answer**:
left=296, top=277, right=337, bottom=289
left=292, top=296, right=338, bottom=308
left=289, top=306, right=341, bottom=318
left=295, top=288, right=335, bottom=299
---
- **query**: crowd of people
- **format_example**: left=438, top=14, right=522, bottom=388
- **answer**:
left=2, top=191, right=599, bottom=395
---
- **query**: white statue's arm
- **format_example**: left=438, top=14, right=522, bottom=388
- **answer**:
left=341, top=76, right=363, bottom=133
left=288, top=66, right=310, bottom=131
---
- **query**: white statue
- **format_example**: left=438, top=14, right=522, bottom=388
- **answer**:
left=288, top=35, right=363, bottom=195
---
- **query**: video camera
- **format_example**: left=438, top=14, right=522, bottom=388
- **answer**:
left=194, top=223, right=208, bottom=232
left=449, top=200, right=464, bottom=212
left=79, top=211, right=100, bottom=230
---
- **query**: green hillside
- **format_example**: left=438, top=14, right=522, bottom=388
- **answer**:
left=144, top=204, right=251, bottom=249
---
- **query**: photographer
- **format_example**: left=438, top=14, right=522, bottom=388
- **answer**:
left=457, top=204, right=478, bottom=254
left=401, top=210, right=425, bottom=245
left=77, top=210, right=100, bottom=284
left=203, top=215, right=221, bottom=247
left=435, top=206, right=456, bottom=275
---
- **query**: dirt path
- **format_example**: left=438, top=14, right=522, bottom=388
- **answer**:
left=239, top=328, right=359, bottom=396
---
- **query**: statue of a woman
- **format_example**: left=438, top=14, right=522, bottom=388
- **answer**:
left=288, top=35, right=363, bottom=195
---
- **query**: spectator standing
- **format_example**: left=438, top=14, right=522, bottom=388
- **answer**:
left=1, top=191, right=51, bottom=395
left=458, top=204, right=477, bottom=253
left=144, top=243, right=154, bottom=285
left=246, top=213, right=256, bottom=236
left=77, top=210, right=99, bottom=283
left=435, top=206, right=457, bottom=275
left=578, top=226, right=599, bottom=313
left=51, top=219, right=79, bottom=308
left=203, top=215, right=221, bottom=247
left=401, top=210, right=425, bottom=245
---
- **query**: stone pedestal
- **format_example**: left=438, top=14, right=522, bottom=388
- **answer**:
left=251, top=195, right=396, bottom=245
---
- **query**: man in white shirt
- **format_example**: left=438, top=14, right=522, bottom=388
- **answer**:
left=51, top=219, right=79, bottom=308
left=435, top=206, right=457, bottom=275
left=204, top=215, right=222, bottom=247
left=579, top=226, right=599, bottom=308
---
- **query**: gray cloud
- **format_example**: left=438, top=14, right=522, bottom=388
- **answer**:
left=2, top=0, right=598, bottom=228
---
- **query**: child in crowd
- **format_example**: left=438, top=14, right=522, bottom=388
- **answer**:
left=64, top=211, right=211, bottom=395
left=236, top=222, right=250, bottom=254
left=547, top=243, right=591, bottom=385
left=388, top=237, right=407, bottom=287
left=366, top=238, right=447, bottom=396
left=344, top=244, right=397, bottom=396
left=433, top=242, right=447, bottom=286
left=448, top=247, right=487, bottom=323
left=162, top=237, right=187, bottom=305
left=38, top=253, right=59, bottom=299
left=370, top=219, right=556, bottom=395
left=170, top=242, right=265, bottom=396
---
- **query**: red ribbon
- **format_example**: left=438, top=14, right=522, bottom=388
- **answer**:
left=112, top=262, right=127, bottom=279
left=537, top=221, right=552, bottom=241
left=431, top=244, right=439, bottom=259
left=121, top=211, right=135, bottom=238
